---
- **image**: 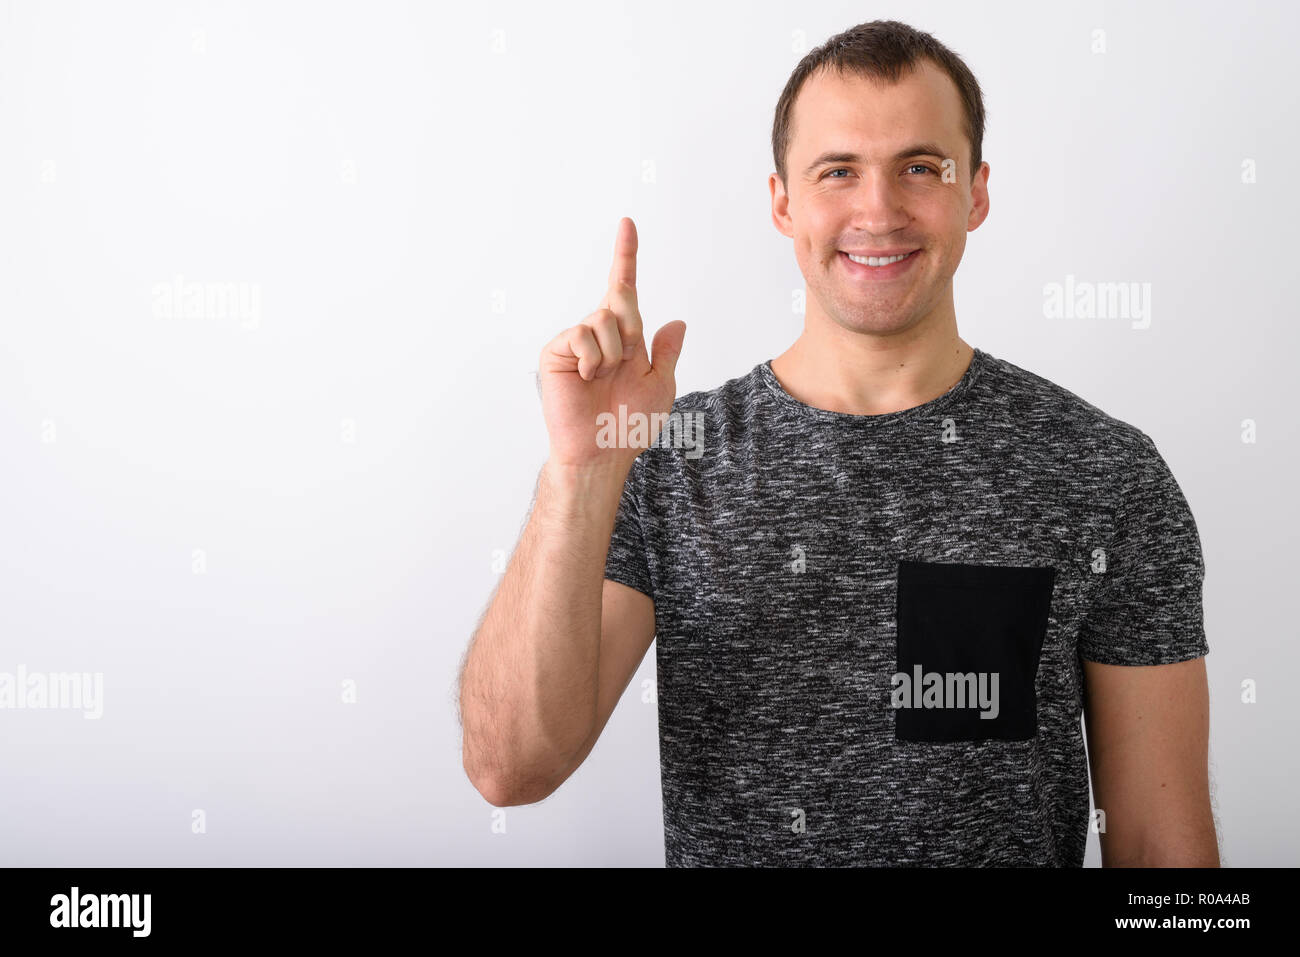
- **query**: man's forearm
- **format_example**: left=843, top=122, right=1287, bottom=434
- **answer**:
left=459, top=458, right=629, bottom=805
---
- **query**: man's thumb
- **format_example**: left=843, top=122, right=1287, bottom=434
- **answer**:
left=650, top=320, right=686, bottom=381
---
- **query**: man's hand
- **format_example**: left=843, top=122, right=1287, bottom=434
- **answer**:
left=538, top=217, right=687, bottom=470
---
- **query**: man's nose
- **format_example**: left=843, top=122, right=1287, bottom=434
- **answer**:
left=850, top=169, right=911, bottom=234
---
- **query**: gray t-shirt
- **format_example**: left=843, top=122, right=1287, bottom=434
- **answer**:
left=602, top=345, right=1208, bottom=866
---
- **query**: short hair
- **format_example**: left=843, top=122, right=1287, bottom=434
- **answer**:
left=772, top=20, right=987, bottom=186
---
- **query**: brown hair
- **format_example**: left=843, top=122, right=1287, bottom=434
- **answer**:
left=771, top=20, right=987, bottom=187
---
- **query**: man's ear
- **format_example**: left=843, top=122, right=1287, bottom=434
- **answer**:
left=967, top=161, right=990, bottom=232
left=769, top=172, right=795, bottom=239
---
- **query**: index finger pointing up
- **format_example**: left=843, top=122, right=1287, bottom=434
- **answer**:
left=607, top=216, right=637, bottom=290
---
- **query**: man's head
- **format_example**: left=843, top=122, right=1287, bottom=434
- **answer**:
left=769, top=20, right=990, bottom=340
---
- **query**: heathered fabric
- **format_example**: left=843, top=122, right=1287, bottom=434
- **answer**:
left=603, top=346, right=1208, bottom=867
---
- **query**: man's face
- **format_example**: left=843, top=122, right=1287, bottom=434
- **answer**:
left=770, top=60, right=990, bottom=338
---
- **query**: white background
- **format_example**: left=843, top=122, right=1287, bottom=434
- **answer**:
left=0, top=0, right=1296, bottom=865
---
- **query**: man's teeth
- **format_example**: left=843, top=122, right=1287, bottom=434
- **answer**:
left=846, top=251, right=914, bottom=266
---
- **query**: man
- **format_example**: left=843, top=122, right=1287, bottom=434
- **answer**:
left=459, top=20, right=1219, bottom=867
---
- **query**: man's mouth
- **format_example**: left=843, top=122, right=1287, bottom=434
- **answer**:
left=837, top=248, right=921, bottom=279
left=840, top=249, right=919, bottom=267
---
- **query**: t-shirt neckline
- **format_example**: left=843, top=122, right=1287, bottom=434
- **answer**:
left=757, top=346, right=990, bottom=426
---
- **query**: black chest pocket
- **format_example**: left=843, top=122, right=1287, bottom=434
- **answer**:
left=893, top=560, right=1056, bottom=742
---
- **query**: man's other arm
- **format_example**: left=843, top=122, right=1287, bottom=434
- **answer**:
left=1082, top=656, right=1219, bottom=866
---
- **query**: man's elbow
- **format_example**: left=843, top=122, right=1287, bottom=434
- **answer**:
left=468, top=773, right=549, bottom=808
left=463, top=751, right=561, bottom=808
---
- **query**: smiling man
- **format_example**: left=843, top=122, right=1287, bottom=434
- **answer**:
left=769, top=52, right=984, bottom=407
left=460, top=20, right=1219, bottom=867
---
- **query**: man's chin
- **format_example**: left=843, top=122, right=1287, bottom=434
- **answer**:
left=828, top=311, right=919, bottom=337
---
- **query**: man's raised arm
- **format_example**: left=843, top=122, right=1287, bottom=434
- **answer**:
left=458, top=217, right=685, bottom=806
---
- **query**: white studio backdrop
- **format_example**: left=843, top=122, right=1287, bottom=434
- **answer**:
left=0, top=0, right=1295, bottom=866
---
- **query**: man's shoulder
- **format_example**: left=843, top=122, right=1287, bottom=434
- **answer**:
left=667, top=362, right=765, bottom=419
left=977, top=349, right=1157, bottom=457
left=624, top=362, right=765, bottom=479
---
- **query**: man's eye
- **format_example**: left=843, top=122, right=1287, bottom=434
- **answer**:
left=824, top=165, right=936, bottom=179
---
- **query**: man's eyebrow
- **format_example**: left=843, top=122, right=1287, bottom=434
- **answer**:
left=803, top=143, right=949, bottom=175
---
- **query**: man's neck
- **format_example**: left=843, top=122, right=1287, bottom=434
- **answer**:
left=769, top=315, right=974, bottom=417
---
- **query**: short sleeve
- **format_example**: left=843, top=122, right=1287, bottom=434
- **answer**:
left=603, top=455, right=654, bottom=598
left=1077, top=432, right=1209, bottom=665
